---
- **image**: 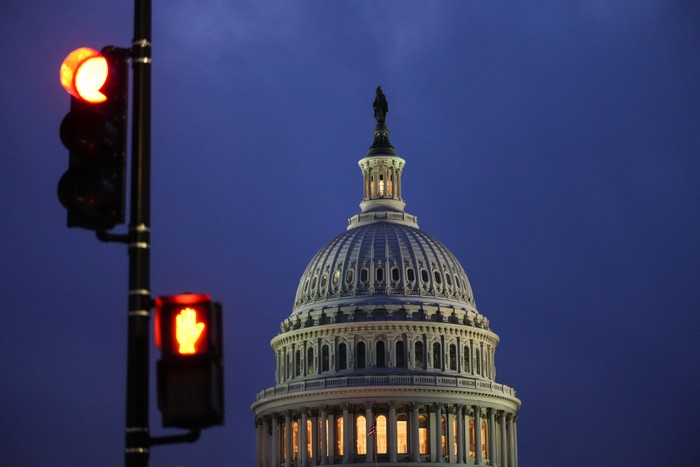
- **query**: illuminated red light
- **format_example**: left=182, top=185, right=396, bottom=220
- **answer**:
left=60, top=47, right=109, bottom=103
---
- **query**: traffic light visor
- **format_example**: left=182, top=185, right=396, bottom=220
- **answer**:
left=60, top=47, right=108, bottom=103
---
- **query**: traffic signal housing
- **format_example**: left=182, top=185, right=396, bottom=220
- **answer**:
left=155, top=294, right=224, bottom=430
left=58, top=46, right=128, bottom=231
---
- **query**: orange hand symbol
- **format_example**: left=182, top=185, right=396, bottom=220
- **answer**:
left=175, top=307, right=205, bottom=354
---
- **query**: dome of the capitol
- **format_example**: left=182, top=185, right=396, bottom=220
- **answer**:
left=252, top=87, right=520, bottom=467
left=292, top=221, right=477, bottom=315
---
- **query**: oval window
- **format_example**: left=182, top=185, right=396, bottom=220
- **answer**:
left=434, top=271, right=442, bottom=284
left=391, top=267, right=400, bottom=282
left=346, top=269, right=354, bottom=283
left=421, top=270, right=429, bottom=283
left=376, top=268, right=384, bottom=282
left=361, top=268, right=368, bottom=282
left=333, top=270, right=340, bottom=285
left=407, top=268, right=415, bottom=282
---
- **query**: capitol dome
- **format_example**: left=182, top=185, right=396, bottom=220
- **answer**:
left=252, top=88, right=520, bottom=467
left=292, top=221, right=477, bottom=315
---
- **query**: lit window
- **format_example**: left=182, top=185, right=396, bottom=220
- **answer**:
left=357, top=415, right=367, bottom=455
left=292, top=421, right=299, bottom=460
left=337, top=416, right=344, bottom=456
left=469, top=418, right=475, bottom=458
left=282, top=424, right=287, bottom=461
left=379, top=174, right=385, bottom=196
left=333, top=270, right=340, bottom=286
left=481, top=419, right=488, bottom=460
left=419, top=415, right=429, bottom=455
left=453, top=415, right=458, bottom=456
left=397, top=415, right=408, bottom=454
left=307, top=419, right=313, bottom=459
left=377, top=415, right=387, bottom=454
left=441, top=416, right=446, bottom=456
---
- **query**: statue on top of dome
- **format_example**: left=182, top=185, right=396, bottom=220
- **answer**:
left=373, top=86, right=388, bottom=123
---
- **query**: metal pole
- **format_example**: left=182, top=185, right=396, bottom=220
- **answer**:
left=125, top=0, right=152, bottom=466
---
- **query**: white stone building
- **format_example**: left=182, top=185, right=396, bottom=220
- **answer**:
left=252, top=90, right=521, bottom=466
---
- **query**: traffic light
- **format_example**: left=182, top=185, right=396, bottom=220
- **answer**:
left=58, top=46, right=128, bottom=231
left=155, top=294, right=224, bottom=429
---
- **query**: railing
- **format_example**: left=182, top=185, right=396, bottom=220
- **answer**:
left=256, top=374, right=517, bottom=400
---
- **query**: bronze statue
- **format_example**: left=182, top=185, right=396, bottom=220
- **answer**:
left=373, top=86, right=388, bottom=123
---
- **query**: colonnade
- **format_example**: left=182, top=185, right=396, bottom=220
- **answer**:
left=255, top=402, right=517, bottom=467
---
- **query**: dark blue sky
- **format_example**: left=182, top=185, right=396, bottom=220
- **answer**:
left=2, top=1, right=699, bottom=466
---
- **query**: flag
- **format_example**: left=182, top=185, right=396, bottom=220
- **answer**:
left=368, top=423, right=376, bottom=436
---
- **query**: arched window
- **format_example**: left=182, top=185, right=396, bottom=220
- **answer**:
left=292, top=421, right=299, bottom=460
left=307, top=347, right=314, bottom=374
left=321, top=344, right=329, bottom=372
left=419, top=415, right=429, bottom=455
left=377, top=415, right=387, bottom=454
left=336, top=416, right=344, bottom=456
left=295, top=349, right=301, bottom=377
left=449, top=344, right=457, bottom=371
left=464, top=346, right=471, bottom=373
left=397, top=414, right=408, bottom=454
left=376, top=341, right=386, bottom=368
left=396, top=341, right=406, bottom=368
left=356, top=415, right=367, bottom=455
left=476, top=348, right=481, bottom=375
left=433, top=342, right=442, bottom=370
left=415, top=341, right=424, bottom=369
left=338, top=343, right=347, bottom=370
left=357, top=342, right=366, bottom=369
left=481, top=419, right=488, bottom=460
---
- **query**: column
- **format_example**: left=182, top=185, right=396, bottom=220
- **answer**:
left=311, top=409, right=319, bottom=466
left=263, top=418, right=271, bottom=467
left=301, top=410, right=308, bottom=466
left=328, top=411, right=336, bottom=465
left=434, top=404, right=443, bottom=462
left=285, top=412, right=292, bottom=467
left=512, top=416, right=518, bottom=467
left=389, top=402, right=397, bottom=463
left=487, top=409, right=496, bottom=466
left=507, top=414, right=514, bottom=467
left=272, top=416, right=280, bottom=467
left=320, top=406, right=328, bottom=465
left=366, top=404, right=374, bottom=463
left=256, top=418, right=263, bottom=467
left=446, top=406, right=455, bottom=463
left=500, top=411, right=507, bottom=467
left=411, top=403, right=420, bottom=463
left=474, top=406, right=482, bottom=465
left=456, top=404, right=465, bottom=464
